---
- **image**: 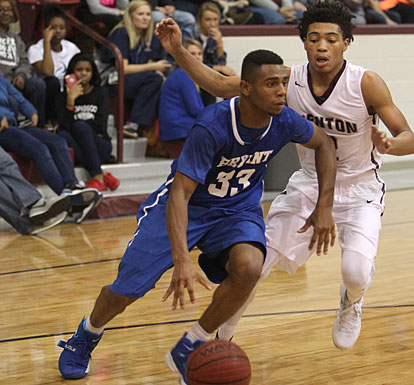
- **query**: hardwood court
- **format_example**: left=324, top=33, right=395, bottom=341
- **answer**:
left=1, top=189, right=413, bottom=385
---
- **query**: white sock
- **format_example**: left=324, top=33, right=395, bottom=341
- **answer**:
left=186, top=322, right=211, bottom=343
left=217, top=325, right=236, bottom=341
left=84, top=317, right=104, bottom=335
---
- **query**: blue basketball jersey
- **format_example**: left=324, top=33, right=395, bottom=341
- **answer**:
left=167, top=97, right=314, bottom=209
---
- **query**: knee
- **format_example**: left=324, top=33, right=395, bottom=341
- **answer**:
left=228, top=250, right=263, bottom=289
left=341, top=252, right=373, bottom=290
left=26, top=77, right=47, bottom=94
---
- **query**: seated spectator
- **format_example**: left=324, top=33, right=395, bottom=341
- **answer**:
left=102, top=0, right=171, bottom=138
left=194, top=2, right=236, bottom=105
left=0, top=76, right=102, bottom=223
left=55, top=53, right=120, bottom=192
left=174, top=0, right=204, bottom=16
left=365, top=0, right=401, bottom=24
left=213, top=0, right=265, bottom=24
left=158, top=39, right=204, bottom=158
left=0, top=0, right=46, bottom=126
left=248, top=0, right=304, bottom=24
left=0, top=146, right=70, bottom=235
left=27, top=4, right=80, bottom=128
left=148, top=0, right=196, bottom=38
left=76, top=0, right=128, bottom=36
left=379, top=0, right=414, bottom=23
left=342, top=0, right=400, bottom=24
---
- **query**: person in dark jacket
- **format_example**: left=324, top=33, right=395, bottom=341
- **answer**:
left=56, top=53, right=120, bottom=192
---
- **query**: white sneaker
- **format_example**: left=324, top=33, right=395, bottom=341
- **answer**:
left=30, top=211, right=68, bottom=235
left=332, top=283, right=363, bottom=349
left=29, top=195, right=70, bottom=226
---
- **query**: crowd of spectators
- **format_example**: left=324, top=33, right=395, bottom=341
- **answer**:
left=0, top=0, right=412, bottom=233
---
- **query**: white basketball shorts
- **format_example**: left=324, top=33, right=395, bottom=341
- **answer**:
left=263, top=169, right=386, bottom=276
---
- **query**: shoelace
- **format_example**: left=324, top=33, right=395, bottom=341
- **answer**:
left=338, top=302, right=362, bottom=333
left=69, top=335, right=97, bottom=359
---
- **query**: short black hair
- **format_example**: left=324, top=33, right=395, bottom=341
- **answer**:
left=66, top=53, right=101, bottom=86
left=44, top=3, right=65, bottom=27
left=241, top=49, right=284, bottom=82
left=298, top=0, right=355, bottom=43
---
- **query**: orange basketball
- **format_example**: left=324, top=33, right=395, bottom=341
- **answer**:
left=186, top=340, right=251, bottom=385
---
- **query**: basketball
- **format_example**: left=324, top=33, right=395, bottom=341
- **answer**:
left=186, top=340, right=251, bottom=385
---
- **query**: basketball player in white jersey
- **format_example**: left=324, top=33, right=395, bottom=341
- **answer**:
left=156, top=0, right=414, bottom=349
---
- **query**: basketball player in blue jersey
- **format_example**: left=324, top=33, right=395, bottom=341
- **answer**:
left=156, top=0, right=414, bottom=352
left=57, top=50, right=336, bottom=383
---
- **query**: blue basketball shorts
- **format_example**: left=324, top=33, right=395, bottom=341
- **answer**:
left=109, top=185, right=266, bottom=298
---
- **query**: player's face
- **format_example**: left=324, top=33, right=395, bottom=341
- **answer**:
left=303, top=22, right=349, bottom=75
left=131, top=5, right=152, bottom=31
left=73, top=60, right=93, bottom=86
left=246, top=64, right=289, bottom=116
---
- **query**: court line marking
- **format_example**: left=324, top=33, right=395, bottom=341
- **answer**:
left=1, top=304, right=413, bottom=344
left=0, top=219, right=412, bottom=276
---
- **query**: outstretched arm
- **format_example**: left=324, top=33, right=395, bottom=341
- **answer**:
left=163, top=171, right=212, bottom=309
left=362, top=71, right=414, bottom=155
left=155, top=18, right=240, bottom=98
left=300, top=124, right=337, bottom=255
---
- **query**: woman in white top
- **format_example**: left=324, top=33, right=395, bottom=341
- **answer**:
left=28, top=4, right=80, bottom=126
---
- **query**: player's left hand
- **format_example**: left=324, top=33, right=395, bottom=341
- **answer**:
left=155, top=18, right=182, bottom=54
left=297, top=206, right=336, bottom=255
left=371, top=124, right=393, bottom=153
left=162, top=260, right=212, bottom=310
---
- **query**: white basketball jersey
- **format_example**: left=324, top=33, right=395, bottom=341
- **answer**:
left=288, top=62, right=382, bottom=180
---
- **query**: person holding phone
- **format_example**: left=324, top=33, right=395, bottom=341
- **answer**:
left=55, top=53, right=120, bottom=192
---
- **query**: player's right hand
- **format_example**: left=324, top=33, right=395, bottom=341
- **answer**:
left=162, top=259, right=212, bottom=310
left=298, top=205, right=336, bottom=255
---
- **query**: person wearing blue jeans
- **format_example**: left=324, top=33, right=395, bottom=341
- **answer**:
left=58, top=121, right=112, bottom=178
left=149, top=0, right=196, bottom=38
left=0, top=76, right=102, bottom=223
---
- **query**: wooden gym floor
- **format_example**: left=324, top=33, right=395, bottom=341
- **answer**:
left=0, top=188, right=413, bottom=385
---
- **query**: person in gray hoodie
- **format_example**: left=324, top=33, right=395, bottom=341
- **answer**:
left=0, top=0, right=46, bottom=126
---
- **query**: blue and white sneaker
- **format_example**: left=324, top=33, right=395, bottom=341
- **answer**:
left=58, top=318, right=103, bottom=379
left=165, top=333, right=204, bottom=385
left=63, top=188, right=103, bottom=224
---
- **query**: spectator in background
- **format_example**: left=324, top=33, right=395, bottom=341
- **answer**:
left=0, top=0, right=46, bottom=126
left=248, top=0, right=304, bottom=24
left=148, top=0, right=196, bottom=38
left=342, top=0, right=400, bottom=24
left=76, top=0, right=128, bottom=36
left=102, top=0, right=171, bottom=138
left=195, top=2, right=236, bottom=105
left=174, top=0, right=205, bottom=16
left=27, top=4, right=80, bottom=128
left=214, top=0, right=265, bottom=24
left=0, top=146, right=70, bottom=235
left=379, top=0, right=414, bottom=23
left=56, top=53, right=120, bottom=192
left=158, top=39, right=204, bottom=158
left=0, top=76, right=102, bottom=224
